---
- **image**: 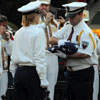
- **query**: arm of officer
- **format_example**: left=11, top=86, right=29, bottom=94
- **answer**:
left=33, top=29, right=49, bottom=88
left=49, top=26, right=68, bottom=45
left=67, top=32, right=94, bottom=59
left=67, top=52, right=90, bottom=59
left=49, top=37, right=68, bottom=47
left=49, top=23, right=72, bottom=45
left=49, top=37, right=58, bottom=45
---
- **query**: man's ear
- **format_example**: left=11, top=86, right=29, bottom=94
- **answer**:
left=80, top=12, right=83, bottom=16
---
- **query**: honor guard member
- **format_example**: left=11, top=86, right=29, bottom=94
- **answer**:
left=50, top=2, right=98, bottom=100
left=0, top=27, right=6, bottom=100
left=0, top=19, right=13, bottom=100
left=37, top=0, right=59, bottom=100
left=0, top=26, right=5, bottom=76
left=10, top=1, right=49, bottom=100
left=37, top=0, right=59, bottom=48
left=83, top=9, right=99, bottom=100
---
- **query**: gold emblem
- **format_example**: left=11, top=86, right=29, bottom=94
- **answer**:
left=83, top=12, right=87, bottom=18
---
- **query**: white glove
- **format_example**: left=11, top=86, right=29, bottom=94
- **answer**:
left=58, top=40, right=67, bottom=47
left=54, top=50, right=67, bottom=58
left=40, top=79, right=49, bottom=88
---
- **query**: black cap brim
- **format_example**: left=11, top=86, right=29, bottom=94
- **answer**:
left=67, top=13, right=77, bottom=18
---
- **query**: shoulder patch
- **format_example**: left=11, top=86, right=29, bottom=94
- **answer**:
left=82, top=41, right=89, bottom=49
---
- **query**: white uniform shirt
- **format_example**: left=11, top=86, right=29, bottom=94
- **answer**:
left=53, top=20, right=98, bottom=69
left=53, top=21, right=72, bottom=40
left=11, top=24, right=47, bottom=80
left=0, top=35, right=13, bottom=73
left=94, top=34, right=100, bottom=55
left=0, top=36, right=3, bottom=74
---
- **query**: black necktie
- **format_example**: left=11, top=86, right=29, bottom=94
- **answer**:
left=67, top=27, right=74, bottom=41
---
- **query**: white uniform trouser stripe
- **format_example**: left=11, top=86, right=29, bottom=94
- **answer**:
left=93, top=65, right=99, bottom=100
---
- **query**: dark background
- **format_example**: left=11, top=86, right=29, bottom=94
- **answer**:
left=0, top=0, right=99, bottom=28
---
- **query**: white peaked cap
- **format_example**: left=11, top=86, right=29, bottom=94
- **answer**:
left=37, top=0, right=51, bottom=4
left=18, top=1, right=41, bottom=14
left=62, top=2, right=87, bottom=14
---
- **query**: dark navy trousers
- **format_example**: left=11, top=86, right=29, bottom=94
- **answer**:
left=14, top=66, right=45, bottom=100
left=66, top=66, right=94, bottom=100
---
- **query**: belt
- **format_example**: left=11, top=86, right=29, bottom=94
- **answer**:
left=17, top=63, right=35, bottom=67
left=67, top=65, right=92, bottom=71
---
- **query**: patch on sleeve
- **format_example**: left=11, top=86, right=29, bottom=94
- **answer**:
left=82, top=41, right=89, bottom=49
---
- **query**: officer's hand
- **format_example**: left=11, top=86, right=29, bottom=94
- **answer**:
left=41, top=10, right=47, bottom=16
left=45, top=12, right=54, bottom=25
left=40, top=79, right=49, bottom=88
left=58, top=16, right=66, bottom=25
